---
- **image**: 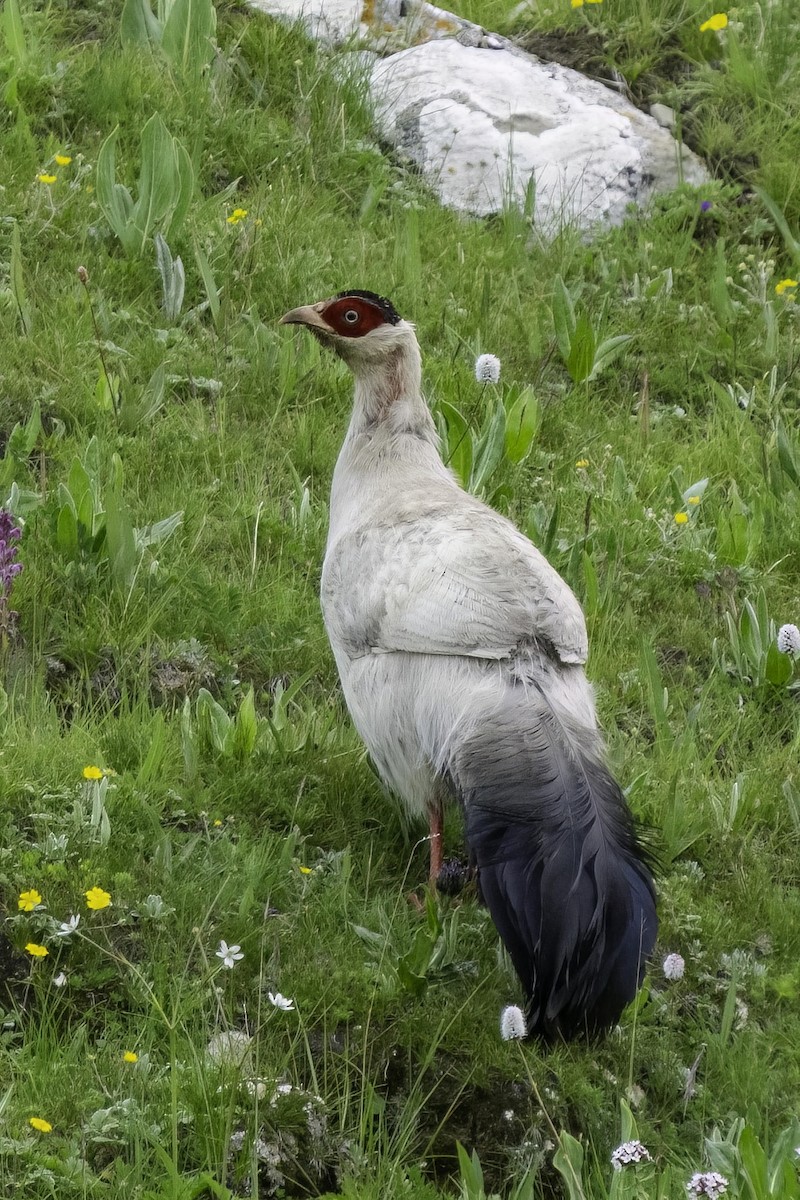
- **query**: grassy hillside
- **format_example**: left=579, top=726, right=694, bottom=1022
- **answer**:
left=1, top=0, right=799, bottom=1196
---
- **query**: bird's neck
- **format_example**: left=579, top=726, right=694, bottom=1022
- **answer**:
left=347, top=338, right=436, bottom=441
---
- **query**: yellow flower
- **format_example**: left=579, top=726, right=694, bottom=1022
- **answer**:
left=123, top=1050, right=138, bottom=1063
left=674, top=511, right=689, bottom=525
left=575, top=458, right=590, bottom=469
left=29, top=1117, right=53, bottom=1133
left=298, top=865, right=313, bottom=875
left=226, top=208, right=248, bottom=225
left=699, top=13, right=728, bottom=31
left=83, top=765, right=103, bottom=780
left=571, top=0, right=583, bottom=6
left=54, top=154, right=72, bottom=166
left=775, top=278, right=798, bottom=296
left=213, top=819, right=223, bottom=827
left=18, top=889, right=43, bottom=912
left=26, top=942, right=49, bottom=957
left=85, top=886, right=112, bottom=910
left=37, top=174, right=57, bottom=184
left=687, top=495, right=701, bottom=505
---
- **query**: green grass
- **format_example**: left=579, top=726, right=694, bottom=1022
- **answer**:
left=1, top=0, right=800, bottom=1196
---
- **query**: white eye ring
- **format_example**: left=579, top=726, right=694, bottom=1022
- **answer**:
left=343, top=309, right=359, bottom=324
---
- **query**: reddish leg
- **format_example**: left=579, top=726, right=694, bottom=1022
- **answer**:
left=428, top=801, right=443, bottom=888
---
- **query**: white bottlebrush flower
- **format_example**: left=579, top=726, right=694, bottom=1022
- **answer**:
left=216, top=940, right=244, bottom=969
left=55, top=914, right=80, bottom=937
left=474, top=353, right=501, bottom=384
left=777, top=623, right=800, bottom=655
left=53, top=972, right=68, bottom=988
left=663, top=952, right=685, bottom=981
left=500, top=1004, right=527, bottom=1040
left=686, top=1172, right=729, bottom=1198
left=611, top=1140, right=652, bottom=1170
left=268, top=991, right=295, bottom=1011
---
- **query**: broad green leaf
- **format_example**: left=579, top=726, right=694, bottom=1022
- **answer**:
left=716, top=510, right=750, bottom=566
left=777, top=421, right=800, bottom=488
left=765, top=643, right=792, bottom=686
left=161, top=0, right=216, bottom=75
left=553, top=1132, right=587, bottom=1200
left=196, top=688, right=232, bottom=754
left=56, top=504, right=79, bottom=559
left=105, top=487, right=138, bottom=592
left=589, top=332, right=634, bottom=381
left=1, top=0, right=27, bottom=64
left=133, top=113, right=181, bottom=251
left=168, top=137, right=195, bottom=237
left=710, top=237, right=734, bottom=324
left=120, top=0, right=163, bottom=47
left=566, top=312, right=596, bottom=382
left=471, top=400, right=505, bottom=494
left=233, top=687, right=258, bottom=757
left=551, top=275, right=576, bottom=362
left=136, top=508, right=182, bottom=550
left=96, top=129, right=138, bottom=253
left=504, top=386, right=539, bottom=463
left=440, top=400, right=473, bottom=488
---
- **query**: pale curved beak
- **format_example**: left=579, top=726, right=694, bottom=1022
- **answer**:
left=279, top=303, right=332, bottom=333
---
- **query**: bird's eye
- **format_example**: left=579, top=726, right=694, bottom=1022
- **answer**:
left=343, top=309, right=359, bottom=324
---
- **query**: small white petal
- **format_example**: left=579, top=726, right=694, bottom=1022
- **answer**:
left=53, top=972, right=67, bottom=988
left=474, top=353, right=501, bottom=384
left=268, top=991, right=295, bottom=1011
left=500, top=1004, right=526, bottom=1040
left=777, top=624, right=800, bottom=655
left=217, top=940, right=244, bottom=969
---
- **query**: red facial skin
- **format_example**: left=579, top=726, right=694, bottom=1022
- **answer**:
left=320, top=296, right=391, bottom=338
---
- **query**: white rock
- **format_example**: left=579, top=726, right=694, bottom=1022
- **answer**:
left=650, top=102, right=676, bottom=130
left=247, top=0, right=707, bottom=235
left=248, top=0, right=363, bottom=44
left=371, top=40, right=706, bottom=233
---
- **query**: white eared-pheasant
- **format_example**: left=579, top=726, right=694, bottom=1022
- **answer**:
left=281, top=289, right=657, bottom=1039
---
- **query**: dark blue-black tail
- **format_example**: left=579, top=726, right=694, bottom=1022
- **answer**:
left=452, top=682, right=657, bottom=1041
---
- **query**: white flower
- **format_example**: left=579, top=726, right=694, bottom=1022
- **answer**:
left=268, top=991, right=295, bottom=1011
left=216, top=940, right=244, bottom=969
left=475, top=353, right=501, bottom=384
left=500, top=1004, right=526, bottom=1040
left=611, top=1140, right=652, bottom=1170
left=663, top=952, right=685, bottom=981
left=777, top=623, right=800, bottom=655
left=686, top=1172, right=729, bottom=1198
left=55, top=915, right=80, bottom=937
left=53, top=972, right=68, bottom=988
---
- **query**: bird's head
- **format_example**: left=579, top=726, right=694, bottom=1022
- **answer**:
left=280, top=290, right=414, bottom=372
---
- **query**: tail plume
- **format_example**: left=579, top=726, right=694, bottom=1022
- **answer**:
left=452, top=680, right=657, bottom=1040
